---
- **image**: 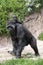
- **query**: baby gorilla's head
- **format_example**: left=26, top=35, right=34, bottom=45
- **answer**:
left=12, top=15, right=18, bottom=21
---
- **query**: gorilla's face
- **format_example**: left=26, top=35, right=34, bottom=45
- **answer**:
left=6, top=21, right=17, bottom=37
left=7, top=22, right=15, bottom=32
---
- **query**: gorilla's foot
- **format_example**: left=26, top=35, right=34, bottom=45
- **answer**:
left=8, top=51, right=15, bottom=55
left=35, top=53, right=40, bottom=56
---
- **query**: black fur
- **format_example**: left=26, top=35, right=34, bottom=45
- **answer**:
left=7, top=16, right=39, bottom=58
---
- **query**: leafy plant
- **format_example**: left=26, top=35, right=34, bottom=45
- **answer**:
left=0, top=0, right=43, bottom=35
left=0, top=0, right=27, bottom=35
left=38, top=32, right=43, bottom=40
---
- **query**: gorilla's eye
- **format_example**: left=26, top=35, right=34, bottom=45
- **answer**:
left=7, top=26, right=13, bottom=29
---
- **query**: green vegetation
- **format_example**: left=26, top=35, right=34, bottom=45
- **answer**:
left=0, top=0, right=43, bottom=35
left=0, top=59, right=43, bottom=65
left=0, top=0, right=27, bottom=35
left=38, top=32, right=43, bottom=40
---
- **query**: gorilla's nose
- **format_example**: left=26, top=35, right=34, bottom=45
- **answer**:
left=8, top=27, right=12, bottom=31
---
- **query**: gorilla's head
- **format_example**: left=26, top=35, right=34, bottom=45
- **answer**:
left=7, top=23, right=15, bottom=32
left=6, top=21, right=17, bottom=37
left=12, top=15, right=18, bottom=21
left=6, top=15, right=17, bottom=32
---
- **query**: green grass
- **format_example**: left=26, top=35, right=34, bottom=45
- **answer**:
left=38, top=32, right=43, bottom=40
left=0, top=59, right=43, bottom=65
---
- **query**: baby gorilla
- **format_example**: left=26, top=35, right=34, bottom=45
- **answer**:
left=7, top=16, right=39, bottom=58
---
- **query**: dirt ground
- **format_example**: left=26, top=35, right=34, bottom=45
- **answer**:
left=0, top=9, right=43, bottom=62
left=0, top=37, right=43, bottom=62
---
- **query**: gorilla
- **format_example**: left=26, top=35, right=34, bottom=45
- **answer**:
left=7, top=15, right=39, bottom=58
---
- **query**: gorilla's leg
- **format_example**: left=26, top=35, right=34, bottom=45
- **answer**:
left=12, top=47, right=16, bottom=55
left=16, top=49, right=21, bottom=58
left=15, top=40, right=24, bottom=58
left=30, top=37, right=39, bottom=56
left=12, top=41, right=18, bottom=55
left=16, top=46, right=24, bottom=58
left=8, top=42, right=17, bottom=56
